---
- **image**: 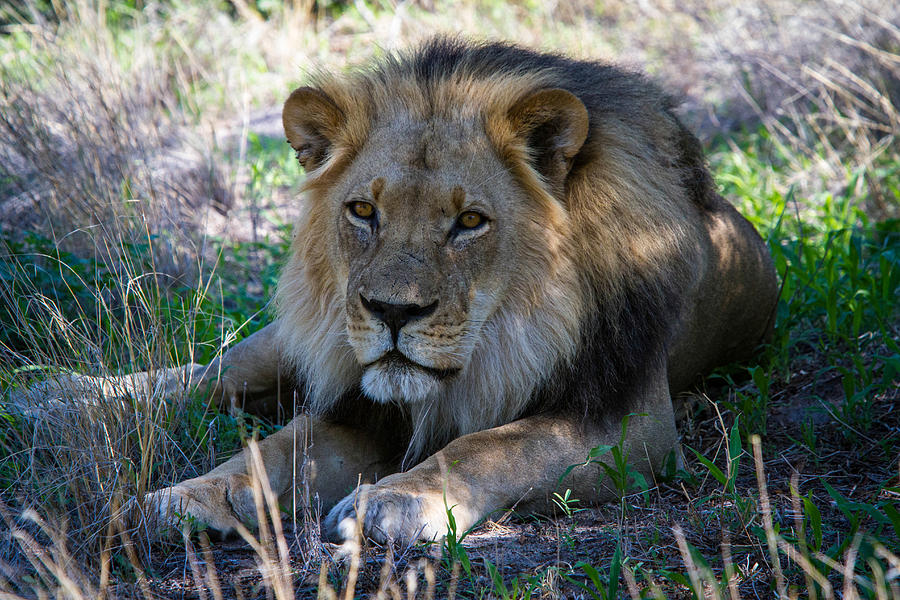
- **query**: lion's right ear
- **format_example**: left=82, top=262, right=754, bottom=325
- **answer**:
left=282, top=87, right=345, bottom=172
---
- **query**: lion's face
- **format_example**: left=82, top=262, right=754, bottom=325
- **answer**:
left=328, top=120, right=521, bottom=402
left=278, top=77, right=591, bottom=410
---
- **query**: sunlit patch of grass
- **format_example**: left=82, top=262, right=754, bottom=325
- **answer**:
left=708, top=130, right=900, bottom=439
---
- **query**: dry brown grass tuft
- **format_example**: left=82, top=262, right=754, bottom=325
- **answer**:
left=552, top=0, right=900, bottom=205
left=696, top=0, right=900, bottom=207
left=0, top=2, right=232, bottom=281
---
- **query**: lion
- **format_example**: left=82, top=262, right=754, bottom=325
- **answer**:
left=23, top=38, right=778, bottom=544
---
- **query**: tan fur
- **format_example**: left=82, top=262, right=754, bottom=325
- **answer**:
left=30, top=41, right=776, bottom=543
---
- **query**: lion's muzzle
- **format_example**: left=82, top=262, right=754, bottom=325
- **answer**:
left=355, top=293, right=461, bottom=403
left=359, top=293, right=438, bottom=345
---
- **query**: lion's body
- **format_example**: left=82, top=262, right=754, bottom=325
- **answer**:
left=135, top=39, right=778, bottom=542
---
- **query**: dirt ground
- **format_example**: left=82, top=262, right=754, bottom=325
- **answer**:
left=131, top=375, right=899, bottom=599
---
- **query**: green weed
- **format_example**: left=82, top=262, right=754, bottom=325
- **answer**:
left=568, top=413, right=652, bottom=505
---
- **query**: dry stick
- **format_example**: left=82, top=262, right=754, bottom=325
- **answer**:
left=228, top=444, right=293, bottom=599
left=23, top=514, right=91, bottom=600
left=818, top=25, right=900, bottom=68
left=375, top=544, right=396, bottom=600
left=815, top=553, right=855, bottom=579
left=98, top=503, right=116, bottom=599
left=870, top=559, right=889, bottom=600
left=199, top=532, right=225, bottom=600
left=342, top=479, right=369, bottom=600
left=389, top=578, right=403, bottom=600
left=318, top=561, right=337, bottom=600
left=0, top=503, right=54, bottom=594
left=752, top=435, right=788, bottom=598
left=182, top=529, right=209, bottom=600
left=843, top=533, right=864, bottom=600
left=246, top=437, right=276, bottom=565
left=873, top=544, right=900, bottom=574
left=721, top=527, right=741, bottom=600
left=642, top=442, right=664, bottom=502
left=234, top=518, right=290, bottom=599
left=711, top=401, right=734, bottom=487
left=622, top=563, right=642, bottom=600
left=673, top=525, right=719, bottom=600
left=297, top=412, right=322, bottom=572
left=247, top=440, right=294, bottom=599
left=292, top=387, right=298, bottom=537
left=447, top=558, right=461, bottom=600
left=251, top=442, right=294, bottom=578
left=777, top=541, right=834, bottom=600
left=404, top=565, right=418, bottom=600
left=641, top=570, right=667, bottom=600
left=824, top=58, right=896, bottom=128
left=873, top=545, right=900, bottom=599
left=422, top=559, right=436, bottom=600
left=11, top=530, right=63, bottom=599
left=113, top=512, right=153, bottom=600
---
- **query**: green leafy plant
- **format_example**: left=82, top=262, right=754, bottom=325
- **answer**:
left=551, top=488, right=584, bottom=517
left=564, top=413, right=651, bottom=506
left=689, top=417, right=742, bottom=495
left=563, top=543, right=623, bottom=600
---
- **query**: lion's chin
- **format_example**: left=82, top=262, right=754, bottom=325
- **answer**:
left=360, top=359, right=440, bottom=403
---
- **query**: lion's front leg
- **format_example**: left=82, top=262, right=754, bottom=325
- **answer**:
left=146, top=415, right=398, bottom=537
left=326, top=396, right=678, bottom=544
left=11, top=323, right=284, bottom=417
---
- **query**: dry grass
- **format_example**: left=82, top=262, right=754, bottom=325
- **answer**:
left=3, top=432, right=898, bottom=598
left=0, top=0, right=897, bottom=598
left=0, top=3, right=233, bottom=280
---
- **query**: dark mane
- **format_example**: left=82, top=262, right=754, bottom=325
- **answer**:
left=374, top=38, right=709, bottom=422
left=380, top=37, right=716, bottom=210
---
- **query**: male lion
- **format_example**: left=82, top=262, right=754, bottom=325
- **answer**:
left=29, top=38, right=779, bottom=543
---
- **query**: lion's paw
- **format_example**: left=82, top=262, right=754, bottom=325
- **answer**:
left=143, top=475, right=257, bottom=538
left=324, top=484, right=446, bottom=545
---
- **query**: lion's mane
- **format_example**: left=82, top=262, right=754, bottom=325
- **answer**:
left=275, top=38, right=713, bottom=462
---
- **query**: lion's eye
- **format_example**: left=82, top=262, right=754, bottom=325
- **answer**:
left=457, top=211, right=484, bottom=230
left=350, top=201, right=375, bottom=219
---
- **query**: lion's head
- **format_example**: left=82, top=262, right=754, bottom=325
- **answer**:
left=275, top=39, right=702, bottom=457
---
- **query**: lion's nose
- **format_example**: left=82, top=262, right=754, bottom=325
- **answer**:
left=359, top=294, right=438, bottom=345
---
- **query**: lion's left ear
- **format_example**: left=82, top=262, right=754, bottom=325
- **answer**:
left=282, top=86, right=346, bottom=172
left=508, top=88, right=589, bottom=189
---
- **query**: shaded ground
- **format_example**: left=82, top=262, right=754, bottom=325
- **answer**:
left=136, top=373, right=899, bottom=599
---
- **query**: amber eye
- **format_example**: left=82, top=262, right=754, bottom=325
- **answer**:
left=457, top=211, right=484, bottom=229
left=350, top=201, right=375, bottom=219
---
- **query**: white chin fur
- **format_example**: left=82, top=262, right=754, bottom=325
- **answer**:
left=361, top=362, right=439, bottom=403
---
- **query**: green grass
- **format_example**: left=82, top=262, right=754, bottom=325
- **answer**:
left=621, top=130, right=900, bottom=598
left=711, top=131, right=900, bottom=439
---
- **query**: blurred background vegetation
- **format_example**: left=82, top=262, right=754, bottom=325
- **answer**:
left=0, top=0, right=897, bottom=598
